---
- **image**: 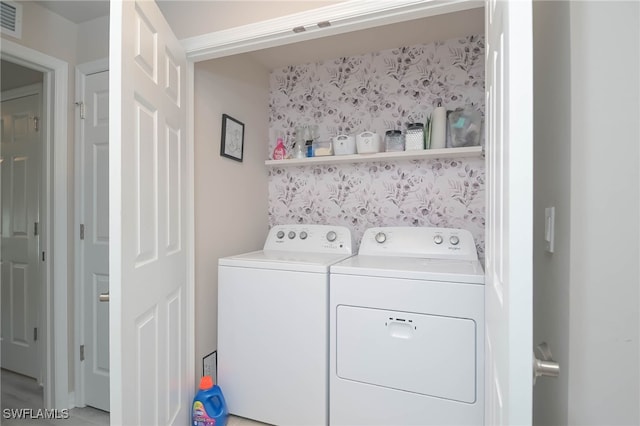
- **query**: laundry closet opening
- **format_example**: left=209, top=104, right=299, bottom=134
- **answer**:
left=191, top=5, right=486, bottom=378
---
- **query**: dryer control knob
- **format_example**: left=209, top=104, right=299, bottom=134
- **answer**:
left=375, top=232, right=387, bottom=244
left=326, top=231, right=337, bottom=242
left=300, top=231, right=308, bottom=240
left=288, top=231, right=296, bottom=239
left=450, top=235, right=460, bottom=245
left=434, top=235, right=444, bottom=245
left=276, top=231, right=285, bottom=239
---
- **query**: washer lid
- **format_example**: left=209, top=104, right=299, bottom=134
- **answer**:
left=330, top=255, right=484, bottom=284
left=219, top=250, right=354, bottom=273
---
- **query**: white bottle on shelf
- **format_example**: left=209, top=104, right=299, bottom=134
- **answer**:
left=430, top=103, right=447, bottom=150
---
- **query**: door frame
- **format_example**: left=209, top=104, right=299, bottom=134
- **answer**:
left=73, top=58, right=109, bottom=409
left=0, top=39, right=69, bottom=410
left=182, top=0, right=531, bottom=422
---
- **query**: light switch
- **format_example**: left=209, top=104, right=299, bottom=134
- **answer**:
left=544, top=207, right=555, bottom=253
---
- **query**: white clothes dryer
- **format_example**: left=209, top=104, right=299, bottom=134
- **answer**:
left=218, top=224, right=354, bottom=426
left=329, top=227, right=484, bottom=426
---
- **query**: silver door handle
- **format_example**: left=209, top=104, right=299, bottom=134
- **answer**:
left=99, top=291, right=110, bottom=302
left=533, top=341, right=559, bottom=385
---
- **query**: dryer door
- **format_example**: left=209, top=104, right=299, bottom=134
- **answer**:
left=336, top=306, right=477, bottom=403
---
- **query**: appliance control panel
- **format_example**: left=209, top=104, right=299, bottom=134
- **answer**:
left=359, top=227, right=478, bottom=261
left=264, top=224, right=353, bottom=254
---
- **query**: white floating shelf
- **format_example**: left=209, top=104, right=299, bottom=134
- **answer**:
left=265, top=146, right=483, bottom=167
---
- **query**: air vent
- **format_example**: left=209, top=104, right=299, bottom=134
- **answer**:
left=1, top=0, right=22, bottom=39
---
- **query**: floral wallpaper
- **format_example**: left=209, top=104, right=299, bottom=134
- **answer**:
left=267, top=35, right=486, bottom=261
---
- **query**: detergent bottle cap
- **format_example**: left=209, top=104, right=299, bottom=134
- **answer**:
left=199, top=375, right=214, bottom=390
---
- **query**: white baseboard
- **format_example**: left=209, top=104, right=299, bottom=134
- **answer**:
left=68, top=391, right=76, bottom=409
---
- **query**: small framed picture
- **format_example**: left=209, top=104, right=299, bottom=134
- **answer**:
left=220, top=114, right=244, bottom=162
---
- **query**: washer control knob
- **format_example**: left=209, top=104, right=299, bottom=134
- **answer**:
left=299, top=231, right=308, bottom=240
left=450, top=235, right=460, bottom=245
left=434, top=235, right=444, bottom=245
left=276, top=231, right=285, bottom=239
left=375, top=232, right=387, bottom=244
left=288, top=231, right=296, bottom=239
left=326, top=231, right=337, bottom=242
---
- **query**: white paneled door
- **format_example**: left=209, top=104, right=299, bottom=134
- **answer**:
left=80, top=70, right=110, bottom=412
left=0, top=89, right=42, bottom=380
left=485, top=0, right=534, bottom=424
left=109, top=1, right=189, bottom=424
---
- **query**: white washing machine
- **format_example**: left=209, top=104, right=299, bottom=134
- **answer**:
left=329, top=226, right=484, bottom=426
left=218, top=224, right=354, bottom=426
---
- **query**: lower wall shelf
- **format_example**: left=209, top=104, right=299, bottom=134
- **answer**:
left=264, top=146, right=483, bottom=167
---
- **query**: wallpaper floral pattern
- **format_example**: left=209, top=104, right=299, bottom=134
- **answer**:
left=267, top=35, right=486, bottom=260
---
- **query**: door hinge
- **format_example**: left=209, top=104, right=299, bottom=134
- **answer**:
left=34, top=222, right=39, bottom=236
left=75, top=101, right=85, bottom=120
left=42, top=251, right=45, bottom=262
left=33, top=116, right=39, bottom=132
left=34, top=327, right=38, bottom=341
left=80, top=345, right=85, bottom=362
left=80, top=224, right=85, bottom=240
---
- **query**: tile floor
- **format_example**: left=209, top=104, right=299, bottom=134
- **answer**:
left=1, top=369, right=109, bottom=426
left=227, top=415, right=270, bottom=426
left=1, top=368, right=267, bottom=426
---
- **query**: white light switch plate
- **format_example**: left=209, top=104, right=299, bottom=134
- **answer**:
left=545, top=207, right=555, bottom=253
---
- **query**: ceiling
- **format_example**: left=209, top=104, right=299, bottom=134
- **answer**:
left=31, top=1, right=484, bottom=70
left=33, top=1, right=342, bottom=37
left=34, top=1, right=109, bottom=24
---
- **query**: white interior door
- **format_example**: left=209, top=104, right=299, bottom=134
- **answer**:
left=0, top=88, right=42, bottom=380
left=109, top=1, right=190, bottom=424
left=80, top=70, right=110, bottom=412
left=484, top=0, right=534, bottom=424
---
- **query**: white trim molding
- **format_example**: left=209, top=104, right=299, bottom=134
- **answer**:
left=182, top=0, right=482, bottom=62
left=186, top=59, right=196, bottom=405
left=0, top=38, right=69, bottom=410
left=0, top=82, right=42, bottom=100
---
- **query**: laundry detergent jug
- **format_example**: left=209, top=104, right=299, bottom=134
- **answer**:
left=192, top=376, right=228, bottom=426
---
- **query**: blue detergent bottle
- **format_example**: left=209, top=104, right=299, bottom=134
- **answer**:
left=192, top=375, right=228, bottom=426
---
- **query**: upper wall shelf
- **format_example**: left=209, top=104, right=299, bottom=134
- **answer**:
left=264, top=146, right=483, bottom=167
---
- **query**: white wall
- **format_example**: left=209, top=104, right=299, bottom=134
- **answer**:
left=2, top=1, right=78, bottom=63
left=568, top=1, right=639, bottom=424
left=532, top=1, right=571, bottom=424
left=76, top=15, right=109, bottom=64
left=194, top=54, right=270, bottom=378
left=533, top=2, right=639, bottom=424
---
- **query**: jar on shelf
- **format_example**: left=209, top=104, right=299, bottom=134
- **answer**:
left=384, top=130, right=405, bottom=152
left=404, top=123, right=425, bottom=151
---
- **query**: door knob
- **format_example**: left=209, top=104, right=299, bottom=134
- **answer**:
left=99, top=291, right=110, bottom=302
left=533, top=341, right=559, bottom=385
